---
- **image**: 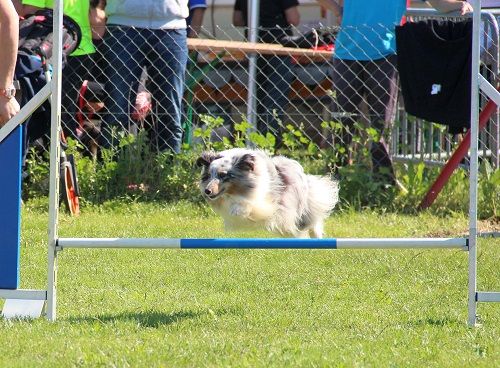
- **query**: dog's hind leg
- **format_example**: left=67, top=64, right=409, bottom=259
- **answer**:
left=309, top=221, right=324, bottom=239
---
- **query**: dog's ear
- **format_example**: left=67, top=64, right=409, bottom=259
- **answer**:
left=235, top=153, right=255, bottom=171
left=196, top=151, right=219, bottom=167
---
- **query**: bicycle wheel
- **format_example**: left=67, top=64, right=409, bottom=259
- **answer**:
left=60, top=154, right=80, bottom=216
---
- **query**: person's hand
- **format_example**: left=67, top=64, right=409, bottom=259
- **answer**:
left=460, top=1, right=473, bottom=15
left=428, top=0, right=473, bottom=15
left=0, top=97, right=20, bottom=127
left=90, top=7, right=107, bottom=40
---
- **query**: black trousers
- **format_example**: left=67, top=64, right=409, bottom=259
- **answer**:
left=331, top=55, right=398, bottom=181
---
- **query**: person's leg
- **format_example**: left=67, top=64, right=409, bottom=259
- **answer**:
left=255, top=55, right=268, bottom=136
left=259, top=55, right=294, bottom=145
left=365, top=55, right=398, bottom=183
left=89, top=38, right=106, bottom=84
left=100, top=25, right=145, bottom=150
left=147, top=28, right=187, bottom=153
left=331, top=58, right=363, bottom=167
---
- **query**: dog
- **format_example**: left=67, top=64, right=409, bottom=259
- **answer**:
left=197, top=148, right=339, bottom=238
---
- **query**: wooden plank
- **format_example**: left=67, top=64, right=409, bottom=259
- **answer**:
left=187, top=38, right=332, bottom=62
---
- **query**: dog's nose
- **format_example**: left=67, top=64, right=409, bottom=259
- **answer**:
left=205, top=188, right=212, bottom=195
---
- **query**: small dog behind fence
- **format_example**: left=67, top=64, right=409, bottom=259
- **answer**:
left=197, top=148, right=339, bottom=238
left=76, top=80, right=154, bottom=156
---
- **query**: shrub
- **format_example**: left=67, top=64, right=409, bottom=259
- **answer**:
left=22, top=118, right=499, bottom=220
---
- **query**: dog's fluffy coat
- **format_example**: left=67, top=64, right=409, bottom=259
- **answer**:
left=197, top=148, right=339, bottom=238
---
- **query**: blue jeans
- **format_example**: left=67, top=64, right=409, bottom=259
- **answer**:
left=102, top=26, right=187, bottom=153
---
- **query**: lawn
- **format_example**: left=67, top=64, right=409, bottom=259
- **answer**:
left=1, top=200, right=499, bottom=367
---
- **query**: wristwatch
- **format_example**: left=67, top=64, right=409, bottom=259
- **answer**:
left=0, top=85, right=16, bottom=99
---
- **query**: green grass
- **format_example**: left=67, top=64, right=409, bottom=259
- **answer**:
left=1, top=200, right=499, bottom=367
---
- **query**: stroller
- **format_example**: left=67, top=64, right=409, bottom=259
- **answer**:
left=16, top=9, right=82, bottom=215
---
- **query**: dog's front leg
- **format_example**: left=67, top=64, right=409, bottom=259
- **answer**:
left=229, top=202, right=251, bottom=219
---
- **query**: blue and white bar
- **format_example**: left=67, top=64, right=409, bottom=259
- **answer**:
left=57, top=237, right=468, bottom=250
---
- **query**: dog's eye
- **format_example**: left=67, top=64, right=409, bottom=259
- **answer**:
left=218, top=172, right=227, bottom=180
left=219, top=172, right=233, bottom=180
left=201, top=174, right=209, bottom=181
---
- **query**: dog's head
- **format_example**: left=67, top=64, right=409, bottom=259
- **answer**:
left=196, top=149, right=257, bottom=201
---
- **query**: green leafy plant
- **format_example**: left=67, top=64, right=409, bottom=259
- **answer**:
left=478, top=160, right=500, bottom=219
left=21, top=115, right=500, bottom=221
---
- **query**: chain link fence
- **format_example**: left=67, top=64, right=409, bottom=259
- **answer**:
left=61, top=24, right=339, bottom=159
left=26, top=13, right=500, bottom=176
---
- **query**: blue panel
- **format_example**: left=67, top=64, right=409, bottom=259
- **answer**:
left=0, top=126, right=23, bottom=289
left=181, top=238, right=337, bottom=249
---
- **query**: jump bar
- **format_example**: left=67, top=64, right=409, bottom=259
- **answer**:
left=57, top=238, right=467, bottom=250
left=476, top=292, right=500, bottom=302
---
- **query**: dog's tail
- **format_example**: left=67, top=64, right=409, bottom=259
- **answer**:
left=307, top=175, right=339, bottom=218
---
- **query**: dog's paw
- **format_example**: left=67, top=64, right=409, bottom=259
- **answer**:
left=229, top=204, right=249, bottom=217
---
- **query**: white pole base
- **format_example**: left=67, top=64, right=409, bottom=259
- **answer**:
left=1, top=289, right=47, bottom=319
left=2, top=299, right=45, bottom=319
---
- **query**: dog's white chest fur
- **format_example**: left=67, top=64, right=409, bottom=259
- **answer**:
left=212, top=194, right=277, bottom=231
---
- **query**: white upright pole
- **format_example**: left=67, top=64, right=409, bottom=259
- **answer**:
left=46, top=0, right=64, bottom=321
left=468, top=0, right=481, bottom=327
left=246, top=0, right=259, bottom=136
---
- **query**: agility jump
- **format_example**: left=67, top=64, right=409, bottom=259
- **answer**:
left=0, top=0, right=498, bottom=326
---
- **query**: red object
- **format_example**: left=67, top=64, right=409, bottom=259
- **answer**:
left=401, top=0, right=411, bottom=25
left=312, top=44, right=334, bottom=52
left=62, top=162, right=80, bottom=216
left=418, top=97, right=498, bottom=210
left=76, top=80, right=89, bottom=135
left=132, top=91, right=153, bottom=121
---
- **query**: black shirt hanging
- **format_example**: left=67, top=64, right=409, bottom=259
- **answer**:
left=395, top=19, right=472, bottom=134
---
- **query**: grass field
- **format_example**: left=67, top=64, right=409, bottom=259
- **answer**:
left=1, top=200, right=499, bottom=367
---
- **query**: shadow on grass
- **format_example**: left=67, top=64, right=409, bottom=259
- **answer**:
left=65, top=307, right=240, bottom=328
left=66, top=310, right=203, bottom=328
left=407, top=317, right=460, bottom=327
